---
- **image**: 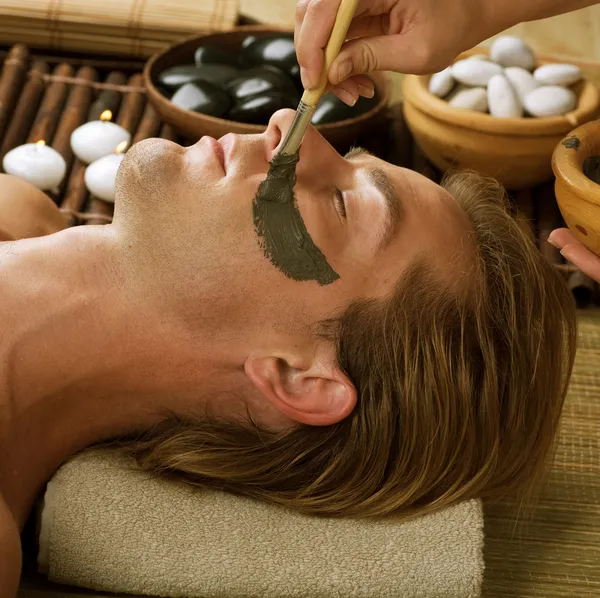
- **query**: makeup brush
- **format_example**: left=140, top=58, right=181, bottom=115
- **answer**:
left=275, top=0, right=361, bottom=160
left=251, top=0, right=360, bottom=287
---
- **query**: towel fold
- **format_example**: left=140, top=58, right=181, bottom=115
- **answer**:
left=38, top=448, right=484, bottom=598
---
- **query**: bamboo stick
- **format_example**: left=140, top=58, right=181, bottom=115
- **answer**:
left=0, top=50, right=146, bottom=72
left=60, top=71, right=127, bottom=224
left=534, top=182, right=562, bottom=266
left=51, top=66, right=98, bottom=197
left=88, top=71, right=127, bottom=122
left=132, top=103, right=161, bottom=144
left=84, top=196, right=114, bottom=226
left=26, top=62, right=74, bottom=145
left=115, top=74, right=146, bottom=133
left=60, top=162, right=88, bottom=226
left=0, top=44, right=30, bottom=140
left=86, top=74, right=146, bottom=225
left=159, top=123, right=180, bottom=144
left=0, top=60, right=49, bottom=163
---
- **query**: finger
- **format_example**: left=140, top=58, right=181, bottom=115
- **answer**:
left=294, top=0, right=309, bottom=52
left=331, top=75, right=375, bottom=105
left=353, top=74, right=376, bottom=97
left=547, top=227, right=578, bottom=249
left=345, top=14, right=390, bottom=41
left=560, top=242, right=600, bottom=282
left=329, top=35, right=408, bottom=85
left=295, top=0, right=343, bottom=89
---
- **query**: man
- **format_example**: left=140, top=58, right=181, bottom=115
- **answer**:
left=0, top=110, right=575, bottom=593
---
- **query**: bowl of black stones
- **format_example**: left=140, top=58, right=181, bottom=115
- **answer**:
left=144, top=26, right=389, bottom=147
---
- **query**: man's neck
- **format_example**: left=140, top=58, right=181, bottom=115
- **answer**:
left=0, top=227, right=242, bottom=527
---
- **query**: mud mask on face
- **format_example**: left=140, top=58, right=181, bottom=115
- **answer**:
left=252, top=153, right=340, bottom=286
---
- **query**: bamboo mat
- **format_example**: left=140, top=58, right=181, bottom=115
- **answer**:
left=0, top=0, right=239, bottom=57
left=483, top=310, right=600, bottom=597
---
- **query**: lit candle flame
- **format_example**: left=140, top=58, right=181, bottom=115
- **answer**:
left=115, top=141, right=128, bottom=155
left=36, top=140, right=46, bottom=149
left=100, top=110, right=112, bottom=122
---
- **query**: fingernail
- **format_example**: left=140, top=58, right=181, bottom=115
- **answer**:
left=358, top=83, right=375, bottom=98
left=300, top=67, right=313, bottom=90
left=560, top=248, right=573, bottom=262
left=337, top=89, right=358, bottom=106
left=546, top=236, right=559, bottom=248
left=333, top=60, right=353, bottom=84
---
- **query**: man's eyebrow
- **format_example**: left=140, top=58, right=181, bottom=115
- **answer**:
left=344, top=147, right=403, bottom=251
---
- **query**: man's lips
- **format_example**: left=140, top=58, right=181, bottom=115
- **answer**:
left=200, top=136, right=225, bottom=172
left=218, top=133, right=237, bottom=174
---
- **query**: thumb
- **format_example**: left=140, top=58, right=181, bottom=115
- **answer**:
left=329, top=36, right=403, bottom=85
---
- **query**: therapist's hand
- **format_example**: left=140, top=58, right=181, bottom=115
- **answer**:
left=295, top=0, right=600, bottom=105
left=549, top=228, right=600, bottom=283
left=295, top=0, right=486, bottom=104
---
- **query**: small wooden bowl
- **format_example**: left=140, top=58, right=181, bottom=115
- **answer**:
left=402, top=50, right=600, bottom=189
left=552, top=119, right=600, bottom=256
left=144, top=26, right=390, bottom=148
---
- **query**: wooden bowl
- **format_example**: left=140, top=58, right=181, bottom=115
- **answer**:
left=402, top=50, right=600, bottom=189
left=552, top=119, right=600, bottom=256
left=144, top=26, right=390, bottom=148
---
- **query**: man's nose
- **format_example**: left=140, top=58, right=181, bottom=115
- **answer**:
left=264, top=109, right=338, bottom=172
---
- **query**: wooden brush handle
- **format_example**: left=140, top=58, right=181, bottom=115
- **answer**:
left=301, top=0, right=361, bottom=107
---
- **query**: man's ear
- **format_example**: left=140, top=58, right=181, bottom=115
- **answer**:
left=244, top=344, right=357, bottom=427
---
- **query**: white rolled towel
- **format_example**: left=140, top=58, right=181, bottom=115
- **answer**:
left=38, top=449, right=484, bottom=598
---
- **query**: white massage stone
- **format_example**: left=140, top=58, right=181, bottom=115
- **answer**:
left=445, top=84, right=469, bottom=102
left=524, top=86, right=577, bottom=117
left=504, top=67, right=539, bottom=104
left=488, top=74, right=523, bottom=118
left=452, top=59, right=503, bottom=87
left=449, top=87, right=489, bottom=112
left=490, top=36, right=536, bottom=70
left=533, top=63, right=582, bottom=86
left=429, top=67, right=455, bottom=97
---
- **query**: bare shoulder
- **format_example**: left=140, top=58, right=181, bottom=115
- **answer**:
left=0, top=490, right=21, bottom=598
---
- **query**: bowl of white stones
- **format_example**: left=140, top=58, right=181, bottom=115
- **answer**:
left=402, top=36, right=600, bottom=189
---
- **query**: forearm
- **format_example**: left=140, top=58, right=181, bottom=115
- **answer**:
left=481, top=0, right=599, bottom=37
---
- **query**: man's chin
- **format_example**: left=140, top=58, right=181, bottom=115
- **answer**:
left=115, top=137, right=183, bottom=197
left=123, top=137, right=183, bottom=170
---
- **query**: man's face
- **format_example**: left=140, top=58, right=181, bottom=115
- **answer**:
left=113, top=110, right=472, bottom=336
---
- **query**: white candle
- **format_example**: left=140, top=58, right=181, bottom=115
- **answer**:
left=84, top=141, right=128, bottom=203
left=71, top=110, right=131, bottom=164
left=2, top=140, right=66, bottom=191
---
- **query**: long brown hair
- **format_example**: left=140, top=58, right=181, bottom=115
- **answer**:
left=104, top=170, right=577, bottom=519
